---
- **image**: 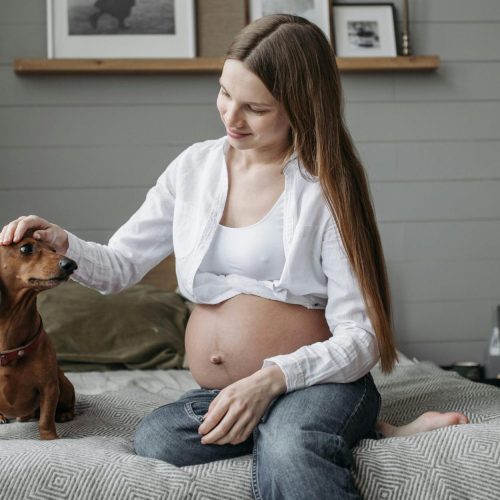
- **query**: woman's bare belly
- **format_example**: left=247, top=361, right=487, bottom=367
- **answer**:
left=185, top=294, right=331, bottom=389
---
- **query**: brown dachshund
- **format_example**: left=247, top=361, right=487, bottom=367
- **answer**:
left=0, top=236, right=77, bottom=439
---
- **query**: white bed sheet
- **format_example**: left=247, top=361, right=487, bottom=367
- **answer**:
left=67, top=368, right=199, bottom=397
left=67, top=350, right=415, bottom=397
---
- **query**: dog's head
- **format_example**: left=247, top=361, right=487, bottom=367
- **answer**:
left=0, top=237, right=77, bottom=304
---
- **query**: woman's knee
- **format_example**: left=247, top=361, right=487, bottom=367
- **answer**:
left=134, top=403, right=187, bottom=464
left=263, top=377, right=380, bottom=447
left=134, top=394, right=246, bottom=467
left=259, top=424, right=353, bottom=469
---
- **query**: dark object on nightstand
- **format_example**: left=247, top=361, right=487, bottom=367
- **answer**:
left=441, top=365, right=500, bottom=387
left=452, top=361, right=481, bottom=381
left=478, top=378, right=500, bottom=388
left=441, top=364, right=483, bottom=380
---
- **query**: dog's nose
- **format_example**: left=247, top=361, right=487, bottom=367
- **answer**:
left=59, top=257, right=78, bottom=274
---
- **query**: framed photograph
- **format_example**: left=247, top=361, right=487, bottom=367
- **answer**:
left=249, top=0, right=332, bottom=42
left=332, top=3, right=397, bottom=57
left=47, top=0, right=196, bottom=58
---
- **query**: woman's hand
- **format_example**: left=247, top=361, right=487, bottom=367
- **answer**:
left=0, top=215, right=69, bottom=253
left=198, top=365, right=286, bottom=445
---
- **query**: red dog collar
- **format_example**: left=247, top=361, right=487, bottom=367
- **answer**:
left=0, top=320, right=46, bottom=367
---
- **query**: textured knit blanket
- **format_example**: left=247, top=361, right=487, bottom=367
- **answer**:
left=0, top=362, right=499, bottom=500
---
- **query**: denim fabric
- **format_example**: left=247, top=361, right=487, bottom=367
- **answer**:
left=134, top=374, right=380, bottom=500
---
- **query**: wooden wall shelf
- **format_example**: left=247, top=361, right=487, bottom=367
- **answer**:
left=13, top=56, right=440, bottom=75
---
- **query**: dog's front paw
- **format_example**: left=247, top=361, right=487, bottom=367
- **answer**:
left=40, top=431, right=59, bottom=440
left=0, top=413, right=8, bottom=424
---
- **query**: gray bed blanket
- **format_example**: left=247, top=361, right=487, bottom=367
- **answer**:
left=1, top=362, right=499, bottom=499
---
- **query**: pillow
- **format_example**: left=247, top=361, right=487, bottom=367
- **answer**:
left=38, top=281, right=190, bottom=372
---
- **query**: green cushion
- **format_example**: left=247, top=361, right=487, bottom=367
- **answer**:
left=38, top=281, right=189, bottom=372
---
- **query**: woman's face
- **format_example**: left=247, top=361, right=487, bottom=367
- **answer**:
left=217, top=59, right=291, bottom=155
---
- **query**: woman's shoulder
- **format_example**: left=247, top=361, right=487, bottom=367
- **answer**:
left=165, top=137, right=226, bottom=196
left=180, top=137, right=227, bottom=163
left=163, top=137, right=225, bottom=180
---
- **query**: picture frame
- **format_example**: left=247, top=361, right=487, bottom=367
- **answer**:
left=332, top=3, right=398, bottom=57
left=249, top=0, right=332, bottom=42
left=47, top=0, right=196, bottom=59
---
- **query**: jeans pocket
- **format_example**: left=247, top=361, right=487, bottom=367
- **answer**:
left=184, top=400, right=211, bottom=424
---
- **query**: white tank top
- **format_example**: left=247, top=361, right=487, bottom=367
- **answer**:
left=198, top=193, right=285, bottom=281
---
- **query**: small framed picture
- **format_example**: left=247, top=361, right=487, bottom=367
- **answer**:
left=47, top=0, right=196, bottom=58
left=332, top=3, right=398, bottom=57
left=249, top=0, right=332, bottom=41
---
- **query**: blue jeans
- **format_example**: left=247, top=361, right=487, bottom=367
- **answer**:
left=134, top=373, right=380, bottom=500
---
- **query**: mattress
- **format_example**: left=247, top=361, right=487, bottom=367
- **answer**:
left=1, top=359, right=499, bottom=499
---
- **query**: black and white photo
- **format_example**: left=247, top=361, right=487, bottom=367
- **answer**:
left=347, top=21, right=380, bottom=49
left=333, top=3, right=397, bottom=57
left=68, top=0, right=175, bottom=36
left=249, top=0, right=331, bottom=41
left=47, top=0, right=195, bottom=58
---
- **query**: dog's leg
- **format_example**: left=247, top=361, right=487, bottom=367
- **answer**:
left=55, top=369, right=75, bottom=423
left=38, top=385, right=60, bottom=440
left=0, top=413, right=8, bottom=424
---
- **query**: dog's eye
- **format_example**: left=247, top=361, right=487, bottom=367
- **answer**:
left=20, top=244, right=34, bottom=255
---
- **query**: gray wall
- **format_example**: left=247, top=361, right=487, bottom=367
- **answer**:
left=1, top=1, right=499, bottom=366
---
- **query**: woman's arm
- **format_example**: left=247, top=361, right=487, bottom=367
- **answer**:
left=262, top=221, right=380, bottom=392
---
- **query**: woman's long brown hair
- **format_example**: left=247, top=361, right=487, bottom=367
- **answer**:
left=226, top=14, right=397, bottom=373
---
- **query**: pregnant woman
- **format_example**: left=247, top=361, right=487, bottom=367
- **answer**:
left=0, top=14, right=467, bottom=500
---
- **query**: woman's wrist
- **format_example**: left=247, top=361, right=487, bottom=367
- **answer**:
left=62, top=230, right=80, bottom=256
left=255, top=364, right=287, bottom=397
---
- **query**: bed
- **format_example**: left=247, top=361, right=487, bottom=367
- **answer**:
left=1, top=257, right=499, bottom=500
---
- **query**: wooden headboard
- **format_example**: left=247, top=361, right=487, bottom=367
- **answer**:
left=139, top=254, right=177, bottom=291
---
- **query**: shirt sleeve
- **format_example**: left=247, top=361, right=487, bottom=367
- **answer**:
left=65, top=157, right=178, bottom=294
left=262, top=221, right=380, bottom=392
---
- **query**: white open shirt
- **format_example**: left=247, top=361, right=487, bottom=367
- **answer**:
left=66, top=137, right=379, bottom=392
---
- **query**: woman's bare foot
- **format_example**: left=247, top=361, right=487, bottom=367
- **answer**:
left=376, top=411, right=469, bottom=438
